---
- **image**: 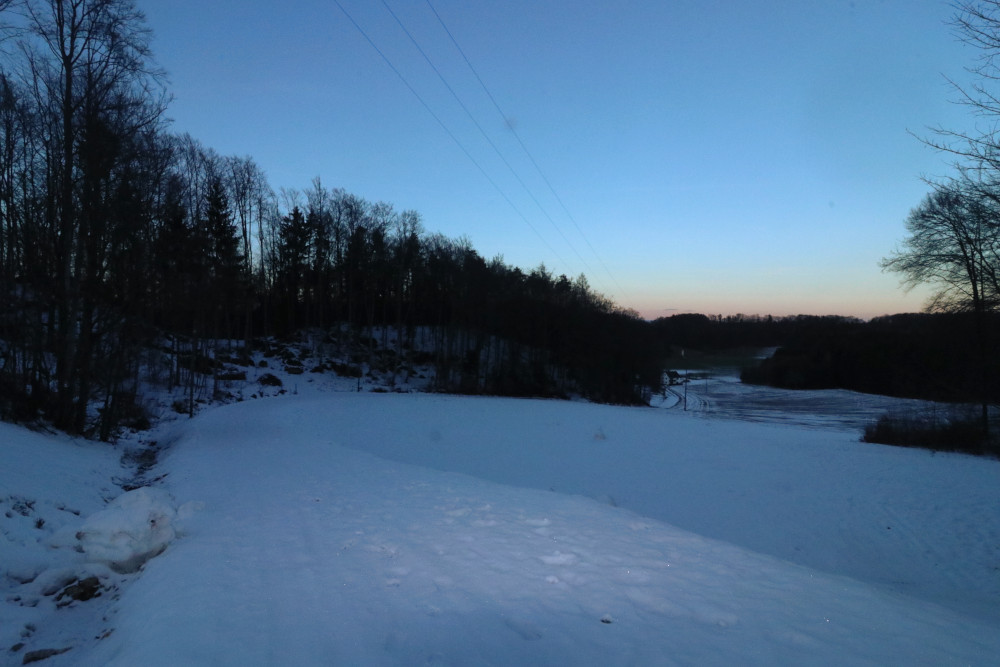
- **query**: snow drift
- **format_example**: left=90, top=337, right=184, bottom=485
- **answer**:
left=74, top=487, right=193, bottom=574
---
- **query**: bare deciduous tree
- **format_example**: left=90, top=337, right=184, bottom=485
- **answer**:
left=21, top=0, right=165, bottom=431
left=886, top=1, right=1000, bottom=435
left=926, top=1, right=1000, bottom=169
left=883, top=180, right=999, bottom=313
left=882, top=177, right=999, bottom=430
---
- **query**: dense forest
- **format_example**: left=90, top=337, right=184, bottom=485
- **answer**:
left=734, top=313, right=1000, bottom=404
left=0, top=1, right=669, bottom=438
left=652, top=311, right=1000, bottom=410
left=650, top=313, right=859, bottom=352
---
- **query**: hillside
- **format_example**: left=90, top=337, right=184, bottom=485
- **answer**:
left=3, top=377, right=999, bottom=665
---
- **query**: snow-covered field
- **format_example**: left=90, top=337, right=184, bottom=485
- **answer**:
left=3, top=371, right=999, bottom=665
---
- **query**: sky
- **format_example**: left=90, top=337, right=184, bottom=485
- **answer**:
left=137, top=0, right=980, bottom=319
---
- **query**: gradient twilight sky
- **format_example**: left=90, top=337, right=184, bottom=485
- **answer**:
left=138, top=0, right=978, bottom=319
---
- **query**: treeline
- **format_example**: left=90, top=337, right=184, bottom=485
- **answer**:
left=739, top=313, right=1000, bottom=403
left=264, top=200, right=665, bottom=406
left=650, top=313, right=863, bottom=351
left=0, top=1, right=664, bottom=437
left=652, top=312, right=999, bottom=404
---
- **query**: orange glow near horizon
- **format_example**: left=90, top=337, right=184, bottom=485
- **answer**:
left=628, top=289, right=933, bottom=322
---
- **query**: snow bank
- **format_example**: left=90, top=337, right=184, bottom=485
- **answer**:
left=1, top=421, right=196, bottom=659
left=1, top=422, right=122, bottom=655
left=75, top=487, right=188, bottom=573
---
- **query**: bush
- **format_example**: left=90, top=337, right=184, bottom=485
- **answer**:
left=862, top=412, right=991, bottom=456
left=217, top=370, right=247, bottom=382
left=258, top=373, right=283, bottom=387
left=331, top=362, right=362, bottom=378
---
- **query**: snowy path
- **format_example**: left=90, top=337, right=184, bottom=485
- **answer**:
left=66, top=394, right=1000, bottom=665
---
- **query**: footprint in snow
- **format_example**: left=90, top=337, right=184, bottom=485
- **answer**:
left=504, top=617, right=543, bottom=640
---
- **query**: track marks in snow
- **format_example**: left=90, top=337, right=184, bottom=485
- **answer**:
left=408, top=490, right=708, bottom=634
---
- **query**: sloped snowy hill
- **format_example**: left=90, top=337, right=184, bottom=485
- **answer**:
left=4, top=392, right=999, bottom=665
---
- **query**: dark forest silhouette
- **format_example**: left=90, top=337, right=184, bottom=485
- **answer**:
left=0, top=1, right=668, bottom=437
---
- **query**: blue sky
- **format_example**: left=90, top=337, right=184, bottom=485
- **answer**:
left=139, top=0, right=976, bottom=318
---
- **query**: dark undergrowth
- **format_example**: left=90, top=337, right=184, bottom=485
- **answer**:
left=862, top=410, right=998, bottom=457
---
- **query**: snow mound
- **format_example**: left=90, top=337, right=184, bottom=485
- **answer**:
left=76, top=487, right=192, bottom=573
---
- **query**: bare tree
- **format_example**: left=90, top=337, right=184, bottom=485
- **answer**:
left=224, top=154, right=268, bottom=345
left=21, top=0, right=166, bottom=432
left=919, top=1, right=1000, bottom=182
left=891, top=1, right=1000, bottom=435
left=882, top=177, right=999, bottom=430
left=883, top=180, right=999, bottom=313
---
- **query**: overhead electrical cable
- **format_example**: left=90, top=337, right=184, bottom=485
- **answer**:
left=331, top=0, right=569, bottom=269
left=423, top=0, right=627, bottom=299
left=379, top=0, right=597, bottom=281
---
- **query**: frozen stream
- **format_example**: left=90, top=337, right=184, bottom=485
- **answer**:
left=654, top=367, right=953, bottom=432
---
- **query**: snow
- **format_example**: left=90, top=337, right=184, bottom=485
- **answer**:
left=3, top=376, right=1000, bottom=665
left=1, top=423, right=125, bottom=660
left=74, top=487, right=196, bottom=574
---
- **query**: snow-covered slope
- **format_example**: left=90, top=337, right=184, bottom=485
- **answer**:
left=305, top=393, right=1000, bottom=622
left=1, top=423, right=129, bottom=661
left=4, top=392, right=999, bottom=665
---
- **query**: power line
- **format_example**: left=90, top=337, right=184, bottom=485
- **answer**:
left=379, top=0, right=598, bottom=282
left=423, top=0, right=627, bottom=299
left=331, top=0, right=569, bottom=270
